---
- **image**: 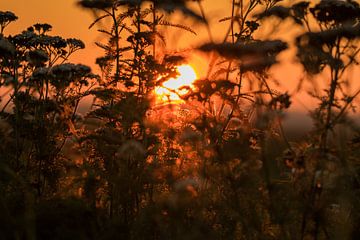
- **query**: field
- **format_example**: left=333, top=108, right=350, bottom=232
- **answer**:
left=1, top=1, right=360, bottom=239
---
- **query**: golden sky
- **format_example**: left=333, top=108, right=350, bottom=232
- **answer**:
left=3, top=0, right=357, bottom=114
left=0, top=0, right=231, bottom=68
left=1, top=0, right=108, bottom=68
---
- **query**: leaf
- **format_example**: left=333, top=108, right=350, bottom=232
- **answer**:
left=115, top=23, right=135, bottom=35
left=89, top=13, right=111, bottom=29
left=95, top=41, right=112, bottom=51
left=97, top=29, right=113, bottom=37
left=158, top=20, right=197, bottom=35
left=219, top=15, right=240, bottom=23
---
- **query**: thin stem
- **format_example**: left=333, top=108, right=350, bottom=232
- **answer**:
left=152, top=5, right=156, bottom=58
left=320, top=41, right=340, bottom=152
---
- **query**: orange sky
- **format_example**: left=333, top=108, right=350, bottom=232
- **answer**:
left=0, top=0, right=230, bottom=68
left=2, top=0, right=358, bottom=115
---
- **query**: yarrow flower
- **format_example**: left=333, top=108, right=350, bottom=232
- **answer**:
left=29, top=67, right=50, bottom=84
left=0, top=11, right=18, bottom=23
left=0, top=37, right=15, bottom=56
left=50, top=63, right=92, bottom=89
left=0, top=11, right=18, bottom=32
left=311, top=0, right=360, bottom=24
left=11, top=30, right=37, bottom=47
left=33, top=23, right=52, bottom=33
left=67, top=38, right=85, bottom=50
left=27, top=49, right=49, bottom=67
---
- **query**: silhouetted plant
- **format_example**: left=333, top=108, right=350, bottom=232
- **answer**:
left=1, top=1, right=360, bottom=239
left=258, top=0, right=360, bottom=239
left=77, top=0, right=206, bottom=238
left=0, top=12, right=98, bottom=239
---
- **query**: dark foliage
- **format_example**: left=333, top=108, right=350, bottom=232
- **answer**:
left=1, top=0, right=360, bottom=239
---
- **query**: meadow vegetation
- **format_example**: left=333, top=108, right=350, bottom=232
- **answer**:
left=0, top=0, right=360, bottom=239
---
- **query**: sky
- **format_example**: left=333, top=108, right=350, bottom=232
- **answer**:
left=1, top=0, right=358, bottom=119
left=0, top=0, right=230, bottom=69
left=0, top=0, right=294, bottom=71
left=1, top=0, right=109, bottom=68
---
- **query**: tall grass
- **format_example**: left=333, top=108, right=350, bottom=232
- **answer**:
left=0, top=1, right=360, bottom=239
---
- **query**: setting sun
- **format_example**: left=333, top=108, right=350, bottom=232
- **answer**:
left=155, top=65, right=197, bottom=102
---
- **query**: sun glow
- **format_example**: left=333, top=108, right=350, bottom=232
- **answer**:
left=155, top=65, right=197, bottom=102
